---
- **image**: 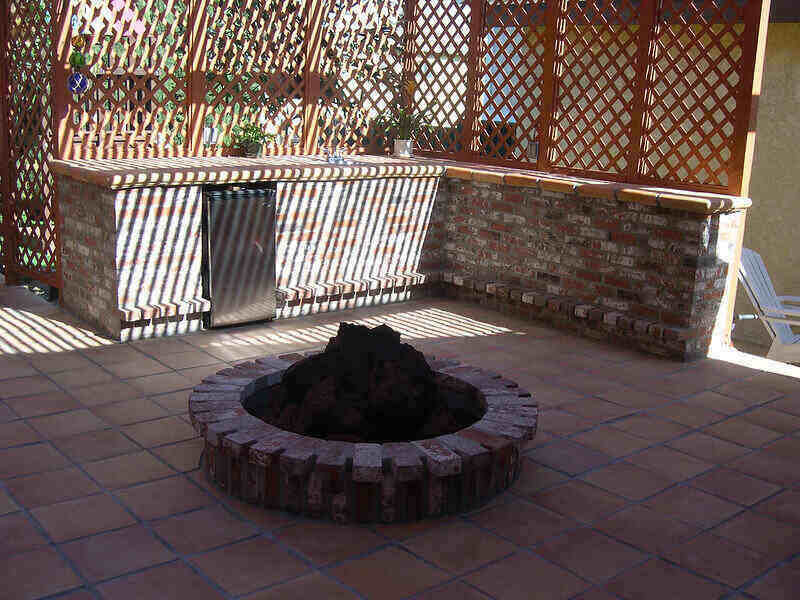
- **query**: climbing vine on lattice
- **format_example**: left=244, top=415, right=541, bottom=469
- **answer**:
left=316, top=0, right=406, bottom=152
left=64, top=0, right=190, bottom=157
left=201, top=0, right=306, bottom=152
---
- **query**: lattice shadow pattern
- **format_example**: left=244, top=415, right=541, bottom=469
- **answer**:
left=5, top=0, right=57, bottom=283
left=0, top=0, right=766, bottom=287
left=408, top=0, right=758, bottom=193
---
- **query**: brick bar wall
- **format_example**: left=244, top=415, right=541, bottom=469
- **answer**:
left=60, top=178, right=120, bottom=338
left=59, top=175, right=442, bottom=338
left=275, top=177, right=441, bottom=317
left=59, top=179, right=205, bottom=340
left=434, top=178, right=747, bottom=360
left=114, top=185, right=203, bottom=310
left=59, top=172, right=745, bottom=358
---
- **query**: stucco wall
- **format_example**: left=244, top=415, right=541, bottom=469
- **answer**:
left=733, top=23, right=800, bottom=351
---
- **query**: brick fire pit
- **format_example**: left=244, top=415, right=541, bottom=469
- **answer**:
left=188, top=352, right=537, bottom=523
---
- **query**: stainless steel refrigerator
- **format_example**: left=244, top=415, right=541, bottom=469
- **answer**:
left=202, top=183, right=276, bottom=327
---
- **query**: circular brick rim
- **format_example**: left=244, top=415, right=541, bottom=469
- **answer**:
left=188, top=351, right=538, bottom=523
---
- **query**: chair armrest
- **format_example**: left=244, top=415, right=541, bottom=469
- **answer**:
left=765, top=304, right=800, bottom=319
left=764, top=308, right=800, bottom=325
left=764, top=315, right=800, bottom=327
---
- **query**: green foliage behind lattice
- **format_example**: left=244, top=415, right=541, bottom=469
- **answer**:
left=201, top=0, right=306, bottom=152
left=316, top=0, right=406, bottom=152
left=6, top=0, right=57, bottom=280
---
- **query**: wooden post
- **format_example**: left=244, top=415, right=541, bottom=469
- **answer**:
left=718, top=209, right=749, bottom=350
left=718, top=0, right=771, bottom=348
left=302, top=0, right=326, bottom=155
left=536, top=0, right=562, bottom=172
left=0, top=0, right=17, bottom=284
left=730, top=0, right=772, bottom=197
left=187, top=0, right=210, bottom=156
left=51, top=0, right=70, bottom=289
left=625, top=0, right=658, bottom=184
left=401, top=0, right=417, bottom=109
left=459, top=0, right=485, bottom=161
left=52, top=0, right=70, bottom=161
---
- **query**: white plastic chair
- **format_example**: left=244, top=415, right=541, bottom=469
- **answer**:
left=737, top=247, right=800, bottom=363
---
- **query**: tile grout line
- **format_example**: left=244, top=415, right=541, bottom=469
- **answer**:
left=1, top=347, right=250, bottom=599
left=505, top=364, right=800, bottom=592
left=731, top=549, right=800, bottom=596
left=13, top=430, right=239, bottom=600
left=1, top=478, right=102, bottom=598
left=2, top=300, right=799, bottom=598
left=458, top=488, right=739, bottom=596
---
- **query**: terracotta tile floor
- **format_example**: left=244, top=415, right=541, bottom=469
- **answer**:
left=1, top=283, right=800, bottom=599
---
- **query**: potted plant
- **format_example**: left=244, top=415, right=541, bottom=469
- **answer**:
left=232, top=122, right=278, bottom=158
left=375, top=106, right=431, bottom=158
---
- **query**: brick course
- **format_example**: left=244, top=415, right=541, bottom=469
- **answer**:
left=430, top=178, right=747, bottom=360
left=58, top=170, right=746, bottom=359
left=59, top=179, right=206, bottom=341
left=190, top=353, right=535, bottom=523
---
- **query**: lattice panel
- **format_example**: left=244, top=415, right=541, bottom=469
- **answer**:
left=639, top=0, right=748, bottom=189
left=412, top=0, right=471, bottom=154
left=65, top=0, right=189, bottom=157
left=0, top=180, right=4, bottom=274
left=476, top=1, right=547, bottom=163
left=7, top=0, right=57, bottom=279
left=315, top=0, right=405, bottom=152
left=201, top=0, right=306, bottom=153
left=547, top=0, right=640, bottom=176
left=0, top=168, right=5, bottom=275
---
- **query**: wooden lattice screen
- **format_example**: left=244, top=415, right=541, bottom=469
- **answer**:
left=55, top=0, right=191, bottom=158
left=410, top=0, right=766, bottom=194
left=411, top=0, right=473, bottom=155
left=1, top=0, right=57, bottom=285
left=639, top=0, right=752, bottom=191
left=193, top=0, right=307, bottom=155
left=0, top=0, right=770, bottom=286
left=314, top=0, right=405, bottom=152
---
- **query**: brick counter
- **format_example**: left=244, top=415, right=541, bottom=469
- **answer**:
left=54, top=156, right=748, bottom=358
left=428, top=176, right=747, bottom=360
left=274, top=177, right=442, bottom=318
left=58, top=180, right=209, bottom=340
left=56, top=157, right=444, bottom=341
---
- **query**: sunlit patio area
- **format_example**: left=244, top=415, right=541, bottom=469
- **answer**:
left=3, top=0, right=798, bottom=598
left=1, top=280, right=799, bottom=599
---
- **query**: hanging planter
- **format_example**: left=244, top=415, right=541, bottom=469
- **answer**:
left=69, top=50, right=86, bottom=69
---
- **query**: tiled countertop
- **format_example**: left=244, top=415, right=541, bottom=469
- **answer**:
left=49, top=155, right=445, bottom=190
left=50, top=154, right=751, bottom=215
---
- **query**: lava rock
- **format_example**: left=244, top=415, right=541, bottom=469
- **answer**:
left=246, top=323, right=485, bottom=442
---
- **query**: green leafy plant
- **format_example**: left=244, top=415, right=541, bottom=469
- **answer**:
left=375, top=106, right=432, bottom=140
left=232, top=122, right=277, bottom=148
